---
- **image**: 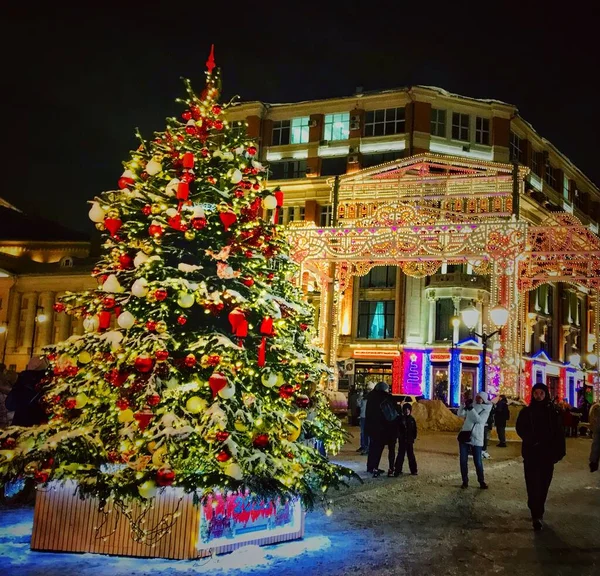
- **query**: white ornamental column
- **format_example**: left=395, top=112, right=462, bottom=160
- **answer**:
left=6, top=291, right=22, bottom=352
left=20, top=292, right=37, bottom=355
left=37, top=291, right=55, bottom=351
left=427, top=294, right=436, bottom=344
left=58, top=310, right=71, bottom=342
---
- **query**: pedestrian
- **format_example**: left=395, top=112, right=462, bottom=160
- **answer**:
left=495, top=394, right=510, bottom=447
left=357, top=389, right=370, bottom=455
left=348, top=386, right=359, bottom=426
left=516, top=383, right=566, bottom=531
left=7, top=357, right=48, bottom=427
left=482, top=399, right=496, bottom=459
left=590, top=409, right=599, bottom=473
left=394, top=403, right=418, bottom=476
left=365, top=381, right=397, bottom=477
left=457, top=390, right=493, bottom=489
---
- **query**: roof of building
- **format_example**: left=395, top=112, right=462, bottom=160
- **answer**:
left=0, top=252, right=97, bottom=276
left=0, top=205, right=89, bottom=242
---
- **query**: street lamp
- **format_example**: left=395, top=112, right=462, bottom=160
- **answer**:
left=30, top=306, right=47, bottom=359
left=461, top=303, right=509, bottom=392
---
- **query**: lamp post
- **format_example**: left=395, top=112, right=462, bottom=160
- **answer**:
left=461, top=304, right=509, bottom=393
left=30, top=306, right=48, bottom=359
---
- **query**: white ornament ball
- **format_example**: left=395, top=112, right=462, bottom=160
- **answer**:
left=88, top=202, right=105, bottom=223
left=224, top=462, right=243, bottom=480
left=145, top=159, right=162, bottom=176
left=191, top=205, right=205, bottom=219
left=230, top=169, right=243, bottom=184
left=261, top=373, right=278, bottom=388
left=218, top=382, right=236, bottom=400
left=121, top=169, right=135, bottom=180
left=131, top=278, right=149, bottom=297
left=177, top=292, right=195, bottom=309
left=83, top=315, right=100, bottom=333
left=165, top=178, right=180, bottom=196
left=262, top=195, right=278, bottom=210
left=117, top=311, right=135, bottom=330
left=102, top=274, right=123, bottom=293
left=133, top=251, right=149, bottom=268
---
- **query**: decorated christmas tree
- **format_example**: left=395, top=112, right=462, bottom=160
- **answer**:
left=0, top=48, right=351, bottom=512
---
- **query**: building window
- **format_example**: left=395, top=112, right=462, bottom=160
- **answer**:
left=320, top=205, right=333, bottom=226
left=288, top=208, right=297, bottom=222
left=320, top=156, right=347, bottom=176
left=269, top=160, right=307, bottom=180
left=509, top=131, right=522, bottom=162
left=364, top=108, right=405, bottom=137
left=357, top=301, right=395, bottom=339
left=361, top=151, right=400, bottom=168
left=563, top=176, right=570, bottom=201
left=323, top=112, right=350, bottom=141
left=272, top=120, right=291, bottom=146
left=475, top=117, right=490, bottom=145
left=276, top=207, right=285, bottom=224
left=359, top=266, right=396, bottom=288
left=231, top=123, right=246, bottom=139
left=451, top=113, right=470, bottom=141
left=291, top=117, right=310, bottom=144
left=531, top=150, right=540, bottom=175
left=299, top=207, right=305, bottom=221
left=431, top=109, right=446, bottom=137
left=545, top=164, right=557, bottom=189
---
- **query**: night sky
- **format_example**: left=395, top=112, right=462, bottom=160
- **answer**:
left=2, top=3, right=598, bottom=237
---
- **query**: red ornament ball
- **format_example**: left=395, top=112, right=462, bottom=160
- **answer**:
left=107, top=451, right=121, bottom=463
left=154, top=288, right=168, bottom=301
left=234, top=189, right=244, bottom=198
left=145, top=320, right=157, bottom=332
left=119, top=254, right=134, bottom=269
left=147, top=393, right=161, bottom=406
left=142, top=205, right=152, bottom=216
left=200, top=148, right=209, bottom=157
left=295, top=395, right=311, bottom=408
left=191, top=106, right=201, bottom=120
left=278, top=384, right=295, bottom=400
left=215, top=430, right=230, bottom=442
left=156, top=467, right=175, bottom=486
left=1, top=438, right=16, bottom=449
left=34, top=471, right=49, bottom=484
left=212, top=105, right=222, bottom=115
left=177, top=315, right=188, bottom=326
left=214, top=120, right=224, bottom=131
left=64, top=397, right=77, bottom=410
left=207, top=176, right=217, bottom=185
left=181, top=110, right=192, bottom=121
left=148, top=223, right=164, bottom=237
left=267, top=273, right=275, bottom=281
left=191, top=217, right=207, bottom=230
left=116, top=398, right=129, bottom=410
left=155, top=349, right=169, bottom=361
left=103, top=296, right=116, bottom=309
left=184, top=353, right=197, bottom=368
left=118, top=176, right=134, bottom=189
left=185, top=125, right=197, bottom=135
left=247, top=146, right=257, bottom=156
left=242, top=277, right=254, bottom=287
left=253, top=434, right=270, bottom=449
left=53, top=302, right=66, bottom=313
left=134, top=355, right=154, bottom=373
left=299, top=323, right=309, bottom=331
left=216, top=450, right=231, bottom=462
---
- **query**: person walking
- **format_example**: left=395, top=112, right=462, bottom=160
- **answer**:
left=394, top=403, right=418, bottom=476
left=482, top=400, right=496, bottom=459
left=357, top=389, right=369, bottom=455
left=495, top=394, right=510, bottom=447
left=516, top=383, right=566, bottom=531
left=365, top=381, right=397, bottom=477
left=8, top=357, right=48, bottom=427
left=457, top=390, right=493, bottom=489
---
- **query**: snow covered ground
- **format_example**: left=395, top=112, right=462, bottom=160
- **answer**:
left=1, top=429, right=599, bottom=575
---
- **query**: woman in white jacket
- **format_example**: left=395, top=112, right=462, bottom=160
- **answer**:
left=458, top=390, right=493, bottom=489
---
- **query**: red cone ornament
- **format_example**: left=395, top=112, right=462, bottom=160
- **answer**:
left=209, top=373, right=228, bottom=397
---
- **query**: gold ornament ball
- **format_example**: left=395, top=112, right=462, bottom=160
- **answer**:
left=155, top=321, right=168, bottom=334
left=234, top=419, right=248, bottom=432
left=284, top=413, right=302, bottom=442
left=146, top=292, right=157, bottom=303
left=24, top=462, right=38, bottom=474
left=151, top=203, right=162, bottom=215
left=118, top=409, right=134, bottom=423
left=78, top=351, right=92, bottom=364
left=95, top=222, right=106, bottom=231
left=107, top=209, right=120, bottom=219
left=142, top=243, right=154, bottom=255
left=154, top=238, right=162, bottom=245
left=205, top=430, right=217, bottom=443
left=110, top=248, right=121, bottom=259
left=184, top=229, right=196, bottom=241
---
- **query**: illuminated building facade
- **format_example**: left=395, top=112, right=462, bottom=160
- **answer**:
left=227, top=85, right=600, bottom=404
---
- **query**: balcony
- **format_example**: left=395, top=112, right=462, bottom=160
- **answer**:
left=426, top=272, right=489, bottom=290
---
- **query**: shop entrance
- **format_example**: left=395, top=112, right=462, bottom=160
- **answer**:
left=547, top=376, right=559, bottom=401
left=461, top=367, right=478, bottom=402
left=354, top=361, right=393, bottom=392
left=432, top=365, right=449, bottom=405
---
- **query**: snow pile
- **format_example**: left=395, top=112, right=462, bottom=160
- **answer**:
left=413, top=400, right=463, bottom=432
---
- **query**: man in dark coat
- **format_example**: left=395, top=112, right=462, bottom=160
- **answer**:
left=516, top=383, right=566, bottom=531
left=394, top=403, right=418, bottom=476
left=9, top=357, right=48, bottom=427
left=495, top=395, right=510, bottom=447
left=365, top=381, right=396, bottom=477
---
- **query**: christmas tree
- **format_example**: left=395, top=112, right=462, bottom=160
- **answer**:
left=0, top=48, right=352, bottom=511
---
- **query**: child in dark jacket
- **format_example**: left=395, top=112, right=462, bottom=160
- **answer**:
left=394, top=403, right=418, bottom=476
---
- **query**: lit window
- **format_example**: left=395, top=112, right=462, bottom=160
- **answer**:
left=531, top=149, right=540, bottom=175
left=431, top=109, right=446, bottom=137
left=288, top=208, right=297, bottom=222
left=451, top=113, right=470, bottom=141
left=509, top=131, right=522, bottom=162
left=299, top=207, right=305, bottom=220
left=291, top=117, right=310, bottom=144
left=359, top=266, right=396, bottom=288
left=364, top=108, right=405, bottom=137
left=320, top=157, right=347, bottom=176
left=362, top=151, right=399, bottom=168
left=320, top=205, right=333, bottom=226
left=272, top=120, right=291, bottom=146
left=475, top=117, right=490, bottom=145
left=563, top=176, right=570, bottom=200
left=323, top=112, right=350, bottom=141
left=357, top=301, right=395, bottom=339
left=545, top=163, right=557, bottom=189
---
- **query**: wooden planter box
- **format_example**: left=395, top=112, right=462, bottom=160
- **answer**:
left=31, top=481, right=304, bottom=559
